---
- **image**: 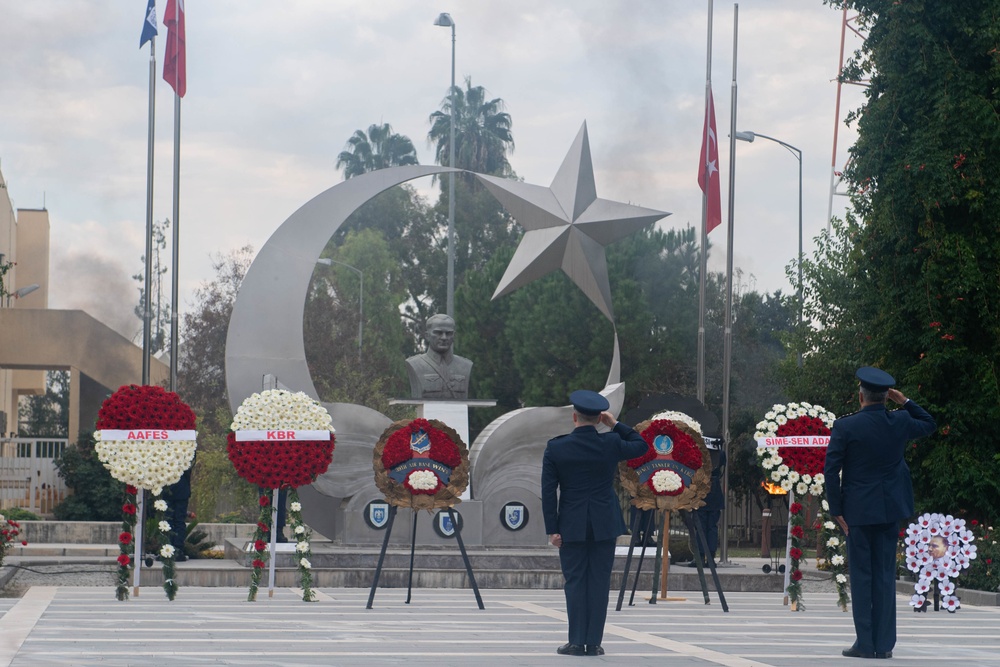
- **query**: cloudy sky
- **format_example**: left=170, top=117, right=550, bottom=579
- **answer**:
left=0, top=0, right=864, bottom=340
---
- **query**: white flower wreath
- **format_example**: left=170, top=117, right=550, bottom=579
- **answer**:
left=753, top=401, right=835, bottom=497
left=905, top=512, right=976, bottom=612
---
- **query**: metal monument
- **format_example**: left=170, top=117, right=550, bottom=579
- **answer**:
left=225, top=123, right=670, bottom=546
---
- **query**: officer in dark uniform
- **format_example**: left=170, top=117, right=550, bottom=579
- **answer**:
left=825, top=367, right=936, bottom=659
left=161, top=465, right=192, bottom=561
left=692, top=438, right=726, bottom=564
left=541, top=390, right=648, bottom=657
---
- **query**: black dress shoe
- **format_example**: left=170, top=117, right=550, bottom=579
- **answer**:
left=842, top=646, right=875, bottom=658
left=875, top=651, right=892, bottom=659
left=585, top=645, right=605, bottom=656
left=556, top=643, right=585, bottom=656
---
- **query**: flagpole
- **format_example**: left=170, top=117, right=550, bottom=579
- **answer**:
left=169, top=0, right=181, bottom=393
left=142, top=34, right=156, bottom=387
left=719, top=2, right=739, bottom=566
left=696, top=0, right=714, bottom=405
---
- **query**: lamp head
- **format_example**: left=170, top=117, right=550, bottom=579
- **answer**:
left=734, top=131, right=756, bottom=143
left=14, top=284, right=39, bottom=299
left=434, top=12, right=454, bottom=27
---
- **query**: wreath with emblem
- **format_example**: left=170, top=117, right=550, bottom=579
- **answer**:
left=373, top=418, right=468, bottom=510
left=618, top=416, right=710, bottom=512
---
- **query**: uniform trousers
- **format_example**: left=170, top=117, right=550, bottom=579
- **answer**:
left=558, top=537, right=616, bottom=647
left=847, top=521, right=899, bottom=654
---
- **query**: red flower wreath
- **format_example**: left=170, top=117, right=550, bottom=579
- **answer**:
left=627, top=420, right=704, bottom=471
left=380, top=418, right=462, bottom=469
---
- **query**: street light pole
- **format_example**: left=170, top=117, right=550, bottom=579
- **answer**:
left=317, top=258, right=363, bottom=366
left=434, top=12, right=457, bottom=318
left=734, top=130, right=803, bottom=367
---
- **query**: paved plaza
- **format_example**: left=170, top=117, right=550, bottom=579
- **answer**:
left=0, top=586, right=997, bottom=666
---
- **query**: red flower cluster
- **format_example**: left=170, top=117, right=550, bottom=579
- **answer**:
left=227, top=433, right=335, bottom=489
left=0, top=519, right=23, bottom=552
left=96, top=384, right=196, bottom=430
left=118, top=532, right=132, bottom=545
left=791, top=569, right=804, bottom=582
left=629, top=420, right=705, bottom=470
left=252, top=559, right=266, bottom=569
left=381, top=419, right=461, bottom=469
left=122, top=503, right=137, bottom=515
left=791, top=525, right=805, bottom=538
left=790, top=547, right=803, bottom=560
left=790, top=502, right=803, bottom=515
left=117, top=554, right=131, bottom=567
left=774, top=416, right=831, bottom=478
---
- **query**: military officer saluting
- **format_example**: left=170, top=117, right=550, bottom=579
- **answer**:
left=825, top=367, right=936, bottom=660
left=541, top=390, right=648, bottom=657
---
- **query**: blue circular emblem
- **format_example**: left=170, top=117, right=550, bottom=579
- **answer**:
left=500, top=503, right=529, bottom=531
left=653, top=434, right=674, bottom=455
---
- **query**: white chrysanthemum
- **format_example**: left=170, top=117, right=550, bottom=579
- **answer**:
left=824, top=521, right=837, bottom=530
left=801, top=474, right=812, bottom=484
left=771, top=471, right=783, bottom=482
left=651, top=410, right=702, bottom=434
left=788, top=471, right=800, bottom=483
left=290, top=502, right=302, bottom=512
left=159, top=544, right=175, bottom=559
left=827, top=536, right=841, bottom=548
left=407, top=469, right=440, bottom=491
left=764, top=411, right=776, bottom=421
left=762, top=458, right=776, bottom=470
left=295, top=541, right=310, bottom=553
left=796, top=482, right=809, bottom=495
left=775, top=415, right=788, bottom=425
left=300, top=558, right=312, bottom=569
left=651, top=469, right=683, bottom=493
left=94, top=439, right=197, bottom=495
left=831, top=554, right=845, bottom=566
left=813, top=473, right=825, bottom=484
left=754, top=431, right=765, bottom=440
left=777, top=465, right=790, bottom=476
left=836, top=574, right=847, bottom=584
left=154, top=499, right=168, bottom=512
left=230, top=389, right=334, bottom=432
left=780, top=479, right=793, bottom=491
left=822, top=499, right=830, bottom=511
left=294, top=525, right=305, bottom=535
left=158, top=521, right=172, bottom=533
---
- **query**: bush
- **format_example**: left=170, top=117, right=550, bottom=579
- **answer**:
left=963, top=520, right=1000, bottom=593
left=2, top=507, right=41, bottom=521
left=52, top=432, right=125, bottom=520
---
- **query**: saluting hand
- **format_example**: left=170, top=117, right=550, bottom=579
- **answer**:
left=599, top=411, right=617, bottom=428
left=886, top=389, right=908, bottom=405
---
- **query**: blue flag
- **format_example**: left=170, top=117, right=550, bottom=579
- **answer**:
left=140, top=0, right=158, bottom=47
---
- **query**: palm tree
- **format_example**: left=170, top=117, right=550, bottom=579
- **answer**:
left=335, top=123, right=419, bottom=179
left=428, top=77, right=514, bottom=176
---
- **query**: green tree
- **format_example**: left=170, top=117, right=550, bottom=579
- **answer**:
left=52, top=432, right=124, bottom=520
left=306, top=228, right=411, bottom=415
left=820, top=1, right=1000, bottom=519
left=177, top=246, right=258, bottom=520
left=335, top=123, right=418, bottom=179
left=428, top=77, right=514, bottom=177
left=18, top=370, right=69, bottom=437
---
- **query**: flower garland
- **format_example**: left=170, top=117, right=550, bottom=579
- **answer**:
left=153, top=498, right=178, bottom=601
left=288, top=491, right=315, bottom=602
left=248, top=493, right=272, bottom=602
left=94, top=384, right=198, bottom=495
left=0, top=514, right=26, bottom=570
left=227, top=389, right=335, bottom=489
left=115, top=486, right=139, bottom=601
left=754, top=402, right=835, bottom=496
left=905, top=513, right=976, bottom=613
left=787, top=501, right=806, bottom=610
left=373, top=418, right=469, bottom=510
left=650, top=410, right=703, bottom=435
left=819, top=498, right=850, bottom=611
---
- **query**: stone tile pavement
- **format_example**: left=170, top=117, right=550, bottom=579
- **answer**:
left=0, top=586, right=997, bottom=666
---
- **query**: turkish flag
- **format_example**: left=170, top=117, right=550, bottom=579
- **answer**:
left=698, top=89, right=721, bottom=234
left=163, top=0, right=186, bottom=97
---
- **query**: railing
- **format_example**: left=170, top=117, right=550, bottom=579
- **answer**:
left=0, top=438, right=69, bottom=515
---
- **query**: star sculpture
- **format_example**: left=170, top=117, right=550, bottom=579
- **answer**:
left=476, top=122, right=670, bottom=321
